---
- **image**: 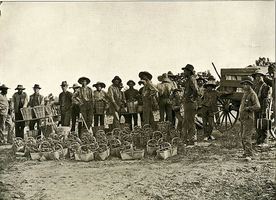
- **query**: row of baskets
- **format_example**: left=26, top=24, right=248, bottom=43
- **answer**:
left=13, top=124, right=180, bottom=161
left=20, top=105, right=60, bottom=120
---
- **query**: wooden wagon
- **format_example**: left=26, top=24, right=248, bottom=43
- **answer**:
left=214, top=66, right=275, bottom=135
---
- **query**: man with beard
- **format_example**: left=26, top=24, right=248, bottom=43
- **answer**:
left=139, top=71, right=158, bottom=127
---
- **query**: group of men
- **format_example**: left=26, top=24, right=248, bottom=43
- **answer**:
left=0, top=63, right=275, bottom=159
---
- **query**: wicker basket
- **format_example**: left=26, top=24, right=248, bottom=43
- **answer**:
left=20, top=107, right=33, bottom=120
left=120, top=149, right=145, bottom=160
left=56, top=126, right=71, bottom=138
left=127, top=101, right=138, bottom=113
left=45, top=105, right=53, bottom=116
left=156, top=142, right=172, bottom=160
left=30, top=152, right=41, bottom=160
left=146, top=139, right=158, bottom=155
left=33, top=106, right=46, bottom=118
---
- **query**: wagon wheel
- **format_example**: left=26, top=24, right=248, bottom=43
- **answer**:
left=267, top=100, right=276, bottom=139
left=214, top=98, right=239, bottom=133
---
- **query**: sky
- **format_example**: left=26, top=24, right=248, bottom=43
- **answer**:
left=0, top=1, right=275, bottom=98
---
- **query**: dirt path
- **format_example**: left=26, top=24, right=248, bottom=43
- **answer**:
left=1, top=140, right=275, bottom=200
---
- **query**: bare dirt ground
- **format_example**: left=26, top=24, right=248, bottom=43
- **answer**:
left=0, top=127, right=275, bottom=200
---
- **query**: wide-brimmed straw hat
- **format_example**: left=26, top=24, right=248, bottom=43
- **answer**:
left=33, top=84, right=41, bottom=89
left=204, top=80, right=217, bottom=88
left=15, top=85, right=25, bottom=90
left=69, top=83, right=80, bottom=89
left=78, top=77, right=91, bottom=84
left=127, top=80, right=136, bottom=86
left=112, top=76, right=122, bottom=83
left=161, top=73, right=171, bottom=83
left=139, top=71, right=153, bottom=80
left=252, top=69, right=266, bottom=78
left=240, top=76, right=254, bottom=85
left=93, top=82, right=106, bottom=88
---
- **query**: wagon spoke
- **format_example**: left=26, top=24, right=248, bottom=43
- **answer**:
left=227, top=113, right=233, bottom=127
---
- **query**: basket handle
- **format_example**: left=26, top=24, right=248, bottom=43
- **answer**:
left=147, top=139, right=157, bottom=146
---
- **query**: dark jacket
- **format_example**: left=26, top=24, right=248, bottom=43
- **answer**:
left=59, top=91, right=73, bottom=112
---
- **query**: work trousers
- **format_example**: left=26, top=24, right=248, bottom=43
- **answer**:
left=255, top=111, right=267, bottom=144
left=159, top=98, right=173, bottom=123
left=94, top=114, right=104, bottom=127
left=201, top=107, right=214, bottom=138
left=142, top=99, right=154, bottom=127
left=125, top=113, right=138, bottom=130
left=0, top=114, right=6, bottom=144
left=71, top=104, right=82, bottom=132
left=5, top=114, right=14, bottom=143
left=175, top=111, right=183, bottom=130
left=80, top=102, right=93, bottom=131
left=182, top=101, right=197, bottom=144
left=61, top=109, right=71, bottom=127
left=15, top=112, right=25, bottom=139
left=241, top=119, right=254, bottom=156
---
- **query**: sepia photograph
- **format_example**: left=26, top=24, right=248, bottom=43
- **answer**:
left=0, top=0, right=275, bottom=199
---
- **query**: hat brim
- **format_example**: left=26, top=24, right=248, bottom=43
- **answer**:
left=182, top=67, right=195, bottom=74
left=78, top=77, right=91, bottom=84
left=15, top=88, right=25, bottom=90
left=252, top=72, right=265, bottom=77
left=139, top=71, right=153, bottom=80
left=33, top=86, right=41, bottom=89
left=60, top=84, right=69, bottom=87
left=240, top=80, right=253, bottom=85
left=93, top=83, right=106, bottom=88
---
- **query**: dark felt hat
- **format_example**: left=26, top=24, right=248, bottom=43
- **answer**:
left=112, top=76, right=122, bottom=83
left=182, top=64, right=195, bottom=74
left=93, top=82, right=106, bottom=88
left=167, top=71, right=176, bottom=77
left=139, top=71, right=153, bottom=80
left=78, top=77, right=91, bottom=84
left=138, top=80, right=144, bottom=85
left=127, top=80, right=136, bottom=86
left=0, top=84, right=9, bottom=90
left=15, top=85, right=25, bottom=90
left=33, top=84, right=41, bottom=89
left=60, top=81, right=69, bottom=87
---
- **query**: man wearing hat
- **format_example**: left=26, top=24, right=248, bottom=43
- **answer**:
left=107, top=76, right=124, bottom=129
left=28, top=84, right=44, bottom=133
left=70, top=83, right=82, bottom=132
left=200, top=80, right=219, bottom=141
left=156, top=73, right=175, bottom=123
left=239, top=76, right=260, bottom=158
left=0, top=84, right=10, bottom=144
left=124, top=80, right=140, bottom=129
left=181, top=64, right=199, bottom=145
left=12, top=85, right=28, bottom=138
left=59, top=81, right=73, bottom=127
left=72, top=77, right=93, bottom=132
left=252, top=69, right=271, bottom=145
left=139, top=71, right=158, bottom=127
left=93, top=82, right=108, bottom=127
